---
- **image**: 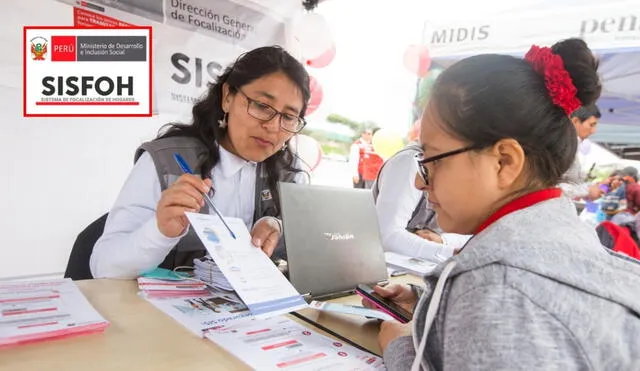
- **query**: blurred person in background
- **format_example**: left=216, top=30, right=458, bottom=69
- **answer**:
left=349, top=127, right=383, bottom=189
left=349, top=128, right=373, bottom=188
left=560, top=103, right=603, bottom=201
left=611, top=166, right=640, bottom=229
left=373, top=122, right=470, bottom=263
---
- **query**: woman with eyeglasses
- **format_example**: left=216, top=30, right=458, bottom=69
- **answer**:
left=91, top=46, right=310, bottom=279
left=371, top=38, right=640, bottom=370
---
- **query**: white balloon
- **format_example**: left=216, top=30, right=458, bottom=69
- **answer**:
left=293, top=13, right=334, bottom=60
left=290, top=134, right=323, bottom=172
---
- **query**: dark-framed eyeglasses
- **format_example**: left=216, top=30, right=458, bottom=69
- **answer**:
left=415, top=146, right=479, bottom=186
left=237, top=89, right=306, bottom=133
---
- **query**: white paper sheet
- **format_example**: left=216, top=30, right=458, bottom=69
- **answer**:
left=185, top=213, right=308, bottom=318
left=384, top=252, right=438, bottom=276
left=309, top=301, right=394, bottom=322
left=137, top=277, right=207, bottom=291
left=206, top=315, right=386, bottom=370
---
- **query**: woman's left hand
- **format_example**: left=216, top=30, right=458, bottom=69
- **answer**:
left=250, top=217, right=282, bottom=257
left=378, top=320, right=412, bottom=352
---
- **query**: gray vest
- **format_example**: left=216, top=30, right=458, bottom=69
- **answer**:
left=372, top=144, right=439, bottom=233
left=134, top=136, right=298, bottom=269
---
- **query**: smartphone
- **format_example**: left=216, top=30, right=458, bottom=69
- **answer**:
left=355, top=284, right=412, bottom=323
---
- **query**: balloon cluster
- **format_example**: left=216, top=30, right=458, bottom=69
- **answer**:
left=294, top=12, right=336, bottom=68
left=293, top=11, right=335, bottom=116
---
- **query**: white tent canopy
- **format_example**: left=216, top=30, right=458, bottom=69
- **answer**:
left=422, top=0, right=640, bottom=144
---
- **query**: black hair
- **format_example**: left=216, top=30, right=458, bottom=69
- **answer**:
left=571, top=103, right=602, bottom=121
left=302, top=0, right=320, bottom=11
left=430, top=38, right=601, bottom=188
left=158, top=45, right=310, bottom=208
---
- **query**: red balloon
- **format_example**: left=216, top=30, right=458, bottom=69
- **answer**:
left=306, top=75, right=323, bottom=116
left=403, top=45, right=431, bottom=77
left=306, top=44, right=336, bottom=68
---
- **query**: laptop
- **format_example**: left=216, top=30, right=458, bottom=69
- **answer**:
left=278, top=182, right=389, bottom=300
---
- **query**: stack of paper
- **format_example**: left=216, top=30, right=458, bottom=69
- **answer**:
left=137, top=277, right=209, bottom=299
left=206, top=315, right=386, bottom=370
left=0, top=278, right=109, bottom=347
left=138, top=267, right=252, bottom=336
left=193, top=256, right=233, bottom=291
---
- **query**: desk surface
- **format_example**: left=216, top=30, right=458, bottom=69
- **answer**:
left=0, top=275, right=422, bottom=370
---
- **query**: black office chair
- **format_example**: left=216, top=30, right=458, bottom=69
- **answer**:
left=64, top=213, right=109, bottom=280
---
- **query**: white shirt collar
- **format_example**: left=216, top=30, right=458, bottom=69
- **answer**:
left=218, top=145, right=256, bottom=179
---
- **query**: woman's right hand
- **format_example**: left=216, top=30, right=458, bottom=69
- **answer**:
left=156, top=175, right=212, bottom=238
left=362, top=284, right=418, bottom=313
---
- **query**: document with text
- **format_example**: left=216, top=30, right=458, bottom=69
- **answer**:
left=206, top=315, right=386, bottom=370
left=186, top=213, right=307, bottom=318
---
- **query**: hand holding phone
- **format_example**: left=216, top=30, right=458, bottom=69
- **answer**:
left=355, top=284, right=413, bottom=323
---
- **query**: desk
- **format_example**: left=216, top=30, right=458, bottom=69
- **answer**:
left=296, top=274, right=423, bottom=356
left=0, top=276, right=423, bottom=370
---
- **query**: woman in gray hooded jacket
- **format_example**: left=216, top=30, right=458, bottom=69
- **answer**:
left=376, top=38, right=640, bottom=370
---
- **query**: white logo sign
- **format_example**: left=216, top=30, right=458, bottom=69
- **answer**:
left=24, top=26, right=152, bottom=117
left=323, top=233, right=355, bottom=241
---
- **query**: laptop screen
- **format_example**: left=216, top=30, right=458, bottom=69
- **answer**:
left=278, top=182, right=389, bottom=299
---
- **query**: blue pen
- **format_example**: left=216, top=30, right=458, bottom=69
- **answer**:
left=173, top=153, right=237, bottom=240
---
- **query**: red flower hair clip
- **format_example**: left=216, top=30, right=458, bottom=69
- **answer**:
left=524, top=45, right=582, bottom=115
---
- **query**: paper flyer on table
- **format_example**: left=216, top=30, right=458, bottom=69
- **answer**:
left=384, top=252, right=438, bottom=276
left=309, top=301, right=394, bottom=322
left=185, top=213, right=308, bottom=318
left=206, top=315, right=386, bottom=370
left=137, top=277, right=208, bottom=291
left=0, top=279, right=108, bottom=347
left=144, top=288, right=253, bottom=336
